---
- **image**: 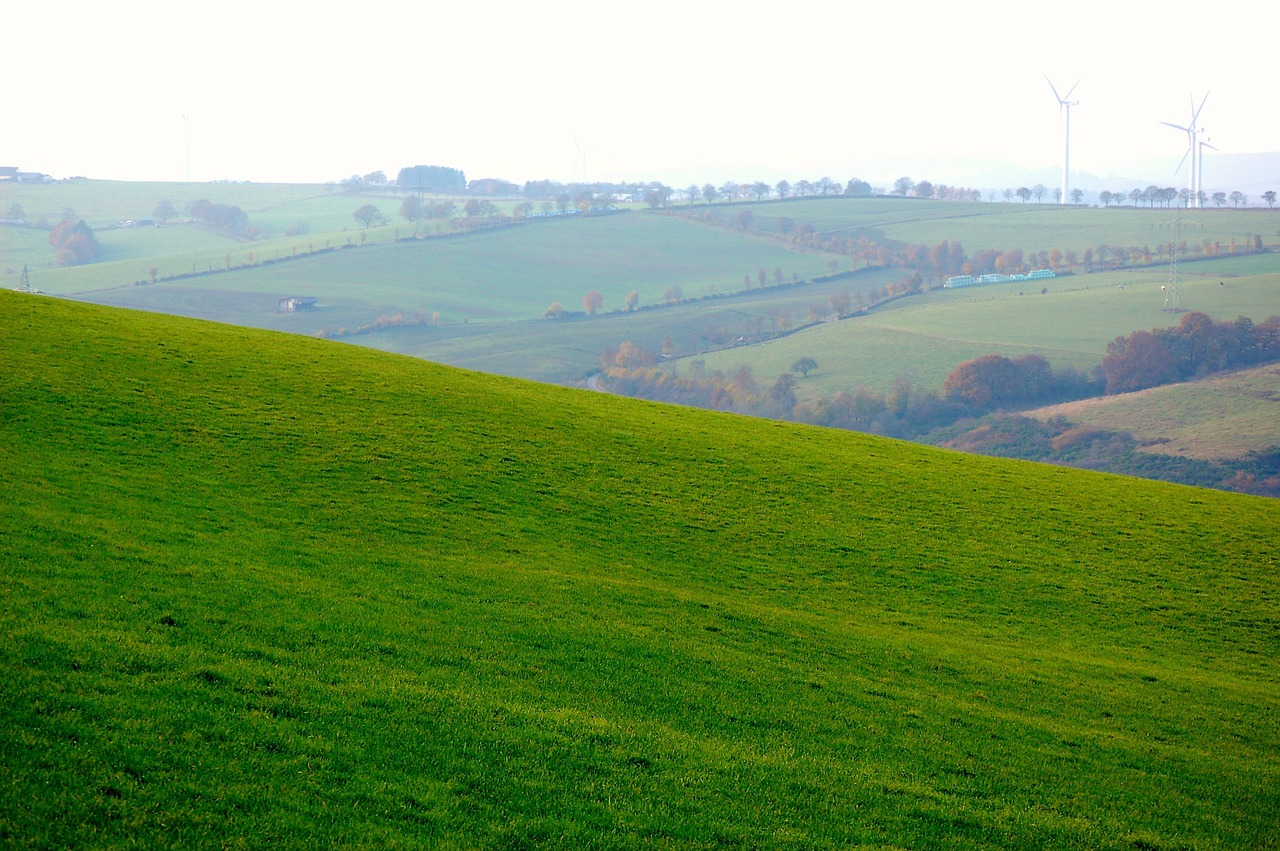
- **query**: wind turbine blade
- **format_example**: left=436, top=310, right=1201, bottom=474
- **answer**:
left=1063, top=78, right=1081, bottom=100
left=1192, top=91, right=1210, bottom=123
left=1045, top=75, right=1062, bottom=102
left=1174, top=147, right=1190, bottom=174
left=1160, top=121, right=1191, bottom=132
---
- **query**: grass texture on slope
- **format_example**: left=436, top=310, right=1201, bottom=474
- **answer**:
left=1, top=290, right=1277, bottom=849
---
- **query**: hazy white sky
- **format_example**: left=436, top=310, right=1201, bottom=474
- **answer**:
left=8, top=1, right=1274, bottom=189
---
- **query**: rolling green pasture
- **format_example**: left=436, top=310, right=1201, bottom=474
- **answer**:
left=1031, top=363, right=1280, bottom=460
left=2, top=291, right=1278, bottom=848
left=353, top=266, right=904, bottom=382
left=73, top=214, right=840, bottom=327
left=728, top=196, right=1280, bottom=256
left=682, top=258, right=1280, bottom=396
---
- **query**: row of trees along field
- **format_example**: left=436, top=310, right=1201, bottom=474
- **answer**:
left=329, top=161, right=1280, bottom=207
left=682, top=202, right=1270, bottom=282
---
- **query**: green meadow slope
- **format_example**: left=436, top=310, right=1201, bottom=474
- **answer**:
left=2, top=292, right=1279, bottom=848
left=1030, top=362, right=1280, bottom=460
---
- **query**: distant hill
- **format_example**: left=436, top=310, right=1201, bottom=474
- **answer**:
left=1029, top=362, right=1280, bottom=460
left=2, top=290, right=1278, bottom=847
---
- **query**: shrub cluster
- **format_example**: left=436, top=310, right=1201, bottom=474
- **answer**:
left=48, top=219, right=100, bottom=267
left=943, top=354, right=1097, bottom=409
left=1101, top=312, right=1280, bottom=394
left=189, top=199, right=252, bottom=235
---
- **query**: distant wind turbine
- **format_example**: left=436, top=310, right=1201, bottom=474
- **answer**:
left=571, top=133, right=588, bottom=186
left=1046, top=76, right=1079, bottom=206
left=1161, top=92, right=1209, bottom=208
left=1197, top=137, right=1217, bottom=207
left=181, top=113, right=190, bottom=183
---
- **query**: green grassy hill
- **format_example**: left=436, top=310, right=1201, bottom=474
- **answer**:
left=3, top=291, right=1278, bottom=848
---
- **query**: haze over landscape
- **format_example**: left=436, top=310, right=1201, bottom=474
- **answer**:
left=4, top=2, right=1280, bottom=847
left=11, top=0, right=1276, bottom=192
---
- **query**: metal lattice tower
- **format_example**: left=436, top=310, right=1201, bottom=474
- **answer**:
left=17, top=264, right=32, bottom=293
left=1163, top=217, right=1185, bottom=312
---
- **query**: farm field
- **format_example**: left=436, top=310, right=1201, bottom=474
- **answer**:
left=1, top=179, right=445, bottom=288
left=679, top=254, right=1280, bottom=396
left=9, top=180, right=1279, bottom=419
left=1030, top=363, right=1280, bottom=460
left=3, top=290, right=1279, bottom=848
left=347, top=267, right=903, bottom=382
left=0, top=180, right=335, bottom=230
left=70, top=213, right=847, bottom=360
left=729, top=196, right=1278, bottom=257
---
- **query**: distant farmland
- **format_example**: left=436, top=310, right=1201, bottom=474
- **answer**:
left=680, top=255, right=1280, bottom=396
left=73, top=213, right=838, bottom=322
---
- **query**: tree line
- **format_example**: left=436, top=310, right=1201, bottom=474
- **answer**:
left=1101, top=311, right=1280, bottom=394
left=188, top=199, right=254, bottom=236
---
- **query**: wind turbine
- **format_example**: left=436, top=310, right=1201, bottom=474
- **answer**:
left=571, top=133, right=588, bottom=186
left=1046, top=76, right=1079, bottom=205
left=1197, top=137, right=1217, bottom=208
left=1161, top=92, right=1209, bottom=208
left=181, top=113, right=190, bottom=183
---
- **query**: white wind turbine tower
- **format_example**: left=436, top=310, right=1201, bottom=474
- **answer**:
left=1197, top=137, right=1218, bottom=207
left=1046, top=77, right=1079, bottom=205
left=1161, top=93, right=1209, bottom=208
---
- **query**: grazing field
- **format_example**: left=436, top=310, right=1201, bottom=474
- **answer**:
left=3, top=290, right=1279, bottom=848
left=1030, top=363, right=1280, bottom=460
left=73, top=214, right=837, bottom=320
left=729, top=196, right=1279, bottom=256
left=347, top=267, right=904, bottom=382
left=681, top=256, right=1280, bottom=396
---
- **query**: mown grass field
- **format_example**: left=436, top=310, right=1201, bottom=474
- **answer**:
left=2, top=290, right=1278, bottom=848
left=683, top=254, right=1280, bottom=396
left=1030, top=363, right=1280, bottom=460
